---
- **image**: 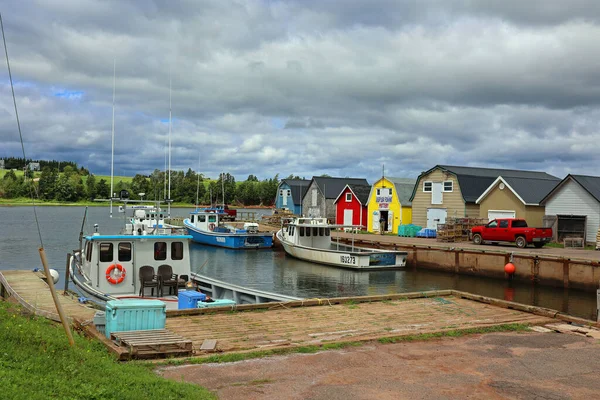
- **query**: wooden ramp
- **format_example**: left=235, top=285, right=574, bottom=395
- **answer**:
left=0, top=270, right=96, bottom=324
left=110, top=329, right=193, bottom=359
left=166, top=291, right=559, bottom=357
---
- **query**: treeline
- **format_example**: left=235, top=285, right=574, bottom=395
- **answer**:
left=2, top=157, right=83, bottom=173
left=0, top=164, right=282, bottom=205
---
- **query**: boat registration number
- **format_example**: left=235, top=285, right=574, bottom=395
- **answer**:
left=216, top=237, right=225, bottom=243
left=340, top=255, right=356, bottom=265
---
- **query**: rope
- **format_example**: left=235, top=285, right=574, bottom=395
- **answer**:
left=1, top=13, right=44, bottom=248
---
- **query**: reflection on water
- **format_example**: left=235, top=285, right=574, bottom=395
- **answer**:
left=0, top=206, right=597, bottom=320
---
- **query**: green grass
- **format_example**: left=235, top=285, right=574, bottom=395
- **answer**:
left=377, top=323, right=530, bottom=344
left=0, top=301, right=215, bottom=400
left=542, top=242, right=596, bottom=250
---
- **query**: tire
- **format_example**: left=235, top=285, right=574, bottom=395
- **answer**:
left=472, top=233, right=482, bottom=245
left=533, top=242, right=544, bottom=249
left=515, top=236, right=527, bottom=248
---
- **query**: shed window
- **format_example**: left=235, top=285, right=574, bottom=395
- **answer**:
left=118, top=242, right=132, bottom=262
left=280, top=189, right=283, bottom=196
left=99, top=243, right=113, bottom=262
left=287, top=189, right=291, bottom=196
left=345, top=193, right=352, bottom=202
left=171, top=242, right=183, bottom=260
left=376, top=188, right=381, bottom=196
left=389, top=188, right=393, bottom=196
left=443, top=181, right=453, bottom=192
left=423, top=181, right=432, bottom=192
left=154, top=242, right=167, bottom=261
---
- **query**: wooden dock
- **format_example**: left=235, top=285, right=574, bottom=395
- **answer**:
left=165, top=291, right=560, bottom=356
left=0, top=270, right=97, bottom=323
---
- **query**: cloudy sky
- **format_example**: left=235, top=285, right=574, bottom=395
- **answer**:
left=1, top=0, right=600, bottom=182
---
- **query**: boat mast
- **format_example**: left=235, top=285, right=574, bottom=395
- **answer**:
left=222, top=172, right=225, bottom=208
left=110, top=59, right=116, bottom=218
left=167, top=71, right=172, bottom=218
left=195, top=153, right=201, bottom=209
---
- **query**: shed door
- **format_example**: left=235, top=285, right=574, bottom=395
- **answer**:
left=387, top=210, right=394, bottom=233
left=487, top=210, right=516, bottom=221
left=432, top=182, right=443, bottom=205
left=282, top=190, right=288, bottom=206
left=372, top=211, right=380, bottom=231
left=344, top=209, right=353, bottom=226
left=427, top=208, right=447, bottom=230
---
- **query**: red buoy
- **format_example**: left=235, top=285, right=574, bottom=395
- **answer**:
left=504, top=262, right=516, bottom=275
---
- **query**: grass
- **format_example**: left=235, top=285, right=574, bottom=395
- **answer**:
left=377, top=323, right=530, bottom=343
left=542, top=242, right=596, bottom=251
left=0, top=301, right=215, bottom=400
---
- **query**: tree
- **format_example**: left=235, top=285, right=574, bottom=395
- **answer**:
left=38, top=167, right=58, bottom=200
left=96, top=179, right=109, bottom=199
left=86, top=174, right=97, bottom=200
left=131, top=174, right=150, bottom=200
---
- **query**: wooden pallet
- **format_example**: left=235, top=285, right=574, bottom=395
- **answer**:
left=110, top=329, right=193, bottom=359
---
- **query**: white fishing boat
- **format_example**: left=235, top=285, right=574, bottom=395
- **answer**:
left=276, top=217, right=407, bottom=269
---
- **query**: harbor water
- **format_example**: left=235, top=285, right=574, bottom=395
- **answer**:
left=0, top=206, right=597, bottom=320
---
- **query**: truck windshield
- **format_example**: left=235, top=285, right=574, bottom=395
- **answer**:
left=512, top=220, right=528, bottom=228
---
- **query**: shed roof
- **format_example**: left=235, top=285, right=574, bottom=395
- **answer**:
left=540, top=174, right=600, bottom=204
left=280, top=179, right=311, bottom=205
left=334, top=184, right=371, bottom=205
left=410, top=165, right=558, bottom=203
left=476, top=176, right=561, bottom=205
left=312, top=177, right=369, bottom=199
left=387, top=177, right=417, bottom=206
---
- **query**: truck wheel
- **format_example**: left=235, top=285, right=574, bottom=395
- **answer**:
left=472, top=233, right=483, bottom=245
left=533, top=242, right=544, bottom=249
left=515, top=236, right=527, bottom=248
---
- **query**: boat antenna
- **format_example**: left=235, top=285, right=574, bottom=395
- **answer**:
left=195, top=153, right=201, bottom=209
left=222, top=172, right=225, bottom=208
left=109, top=59, right=116, bottom=217
left=1, top=12, right=74, bottom=346
left=167, top=69, right=172, bottom=218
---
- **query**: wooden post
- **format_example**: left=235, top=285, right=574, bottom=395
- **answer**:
left=39, top=247, right=75, bottom=346
left=63, top=253, right=71, bottom=294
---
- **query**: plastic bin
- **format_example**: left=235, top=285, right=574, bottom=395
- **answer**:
left=178, top=291, right=207, bottom=309
left=105, top=299, right=166, bottom=339
left=197, top=299, right=237, bottom=309
left=416, top=228, right=437, bottom=238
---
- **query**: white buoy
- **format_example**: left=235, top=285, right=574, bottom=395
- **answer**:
left=49, top=269, right=60, bottom=284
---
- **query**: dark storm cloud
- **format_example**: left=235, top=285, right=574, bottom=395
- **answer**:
left=1, top=0, right=600, bottom=182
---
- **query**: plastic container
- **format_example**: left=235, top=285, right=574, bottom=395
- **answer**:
left=93, top=311, right=106, bottom=336
left=416, top=228, right=437, bottom=238
left=105, top=299, right=166, bottom=339
left=197, top=299, right=236, bottom=309
left=178, top=291, right=207, bottom=309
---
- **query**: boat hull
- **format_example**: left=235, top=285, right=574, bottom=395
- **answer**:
left=276, top=230, right=406, bottom=270
left=185, top=221, right=273, bottom=249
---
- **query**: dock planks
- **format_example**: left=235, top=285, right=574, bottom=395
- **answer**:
left=0, top=270, right=96, bottom=324
left=166, top=294, right=553, bottom=356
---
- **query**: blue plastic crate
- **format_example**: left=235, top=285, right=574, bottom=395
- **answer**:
left=105, top=299, right=166, bottom=339
left=178, top=291, right=207, bottom=309
left=197, top=299, right=236, bottom=309
left=416, top=228, right=437, bottom=238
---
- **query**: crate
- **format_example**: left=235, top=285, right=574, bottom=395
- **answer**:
left=178, top=291, right=207, bottom=309
left=416, top=228, right=437, bottom=238
left=105, top=300, right=166, bottom=339
left=197, top=299, right=237, bottom=309
left=398, top=224, right=422, bottom=237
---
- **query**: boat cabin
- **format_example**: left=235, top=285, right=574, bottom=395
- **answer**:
left=80, top=234, right=192, bottom=298
left=282, top=218, right=332, bottom=248
left=188, top=209, right=227, bottom=233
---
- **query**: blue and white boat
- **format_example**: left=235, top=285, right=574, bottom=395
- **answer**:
left=184, top=208, right=273, bottom=249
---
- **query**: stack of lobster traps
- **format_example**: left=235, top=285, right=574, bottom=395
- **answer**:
left=437, top=217, right=488, bottom=242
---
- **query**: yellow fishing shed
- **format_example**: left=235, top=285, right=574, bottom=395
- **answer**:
left=367, top=177, right=416, bottom=233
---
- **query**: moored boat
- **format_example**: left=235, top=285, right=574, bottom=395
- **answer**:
left=276, top=217, right=407, bottom=269
left=184, top=208, right=273, bottom=249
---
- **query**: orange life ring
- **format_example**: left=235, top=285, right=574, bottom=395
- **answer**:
left=208, top=223, right=216, bottom=231
left=105, top=264, right=126, bottom=284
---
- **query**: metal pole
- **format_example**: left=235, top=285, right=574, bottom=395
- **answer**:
left=110, top=59, right=115, bottom=218
left=63, top=253, right=71, bottom=294
left=39, top=248, right=75, bottom=346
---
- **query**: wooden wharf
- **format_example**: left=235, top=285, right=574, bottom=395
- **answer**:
left=2, top=270, right=598, bottom=361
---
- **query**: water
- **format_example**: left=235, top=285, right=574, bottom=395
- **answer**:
left=1, top=206, right=597, bottom=320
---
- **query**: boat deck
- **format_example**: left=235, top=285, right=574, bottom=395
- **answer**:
left=0, top=270, right=97, bottom=323
left=165, top=291, right=556, bottom=356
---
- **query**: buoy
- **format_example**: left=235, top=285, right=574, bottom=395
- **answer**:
left=504, top=262, right=516, bottom=275
left=49, top=269, right=60, bottom=284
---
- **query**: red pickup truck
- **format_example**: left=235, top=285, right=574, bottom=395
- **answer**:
left=471, top=218, right=552, bottom=248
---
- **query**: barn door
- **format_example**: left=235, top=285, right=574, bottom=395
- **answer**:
left=343, top=209, right=353, bottom=226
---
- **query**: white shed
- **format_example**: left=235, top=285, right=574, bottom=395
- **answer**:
left=540, top=175, right=600, bottom=245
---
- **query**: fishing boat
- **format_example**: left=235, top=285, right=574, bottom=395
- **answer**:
left=276, top=217, right=407, bottom=269
left=126, top=204, right=185, bottom=234
left=184, top=208, right=273, bottom=249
